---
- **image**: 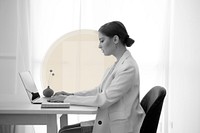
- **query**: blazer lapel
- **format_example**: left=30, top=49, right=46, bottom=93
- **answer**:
left=99, top=50, right=131, bottom=92
left=99, top=64, right=115, bottom=92
left=113, top=50, right=131, bottom=72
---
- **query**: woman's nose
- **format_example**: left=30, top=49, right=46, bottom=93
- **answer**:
left=98, top=43, right=102, bottom=49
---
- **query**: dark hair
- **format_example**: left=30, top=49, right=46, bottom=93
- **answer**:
left=98, top=21, right=135, bottom=47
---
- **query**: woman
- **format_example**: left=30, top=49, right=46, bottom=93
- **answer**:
left=49, top=21, right=145, bottom=133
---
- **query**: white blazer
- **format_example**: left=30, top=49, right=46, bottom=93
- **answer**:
left=64, top=50, right=145, bottom=133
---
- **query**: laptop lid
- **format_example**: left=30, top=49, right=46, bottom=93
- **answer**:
left=19, top=71, right=41, bottom=102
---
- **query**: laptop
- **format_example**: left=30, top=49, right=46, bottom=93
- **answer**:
left=19, top=71, right=70, bottom=108
left=19, top=71, right=49, bottom=104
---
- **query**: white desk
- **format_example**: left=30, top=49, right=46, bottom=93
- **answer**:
left=0, top=103, right=97, bottom=133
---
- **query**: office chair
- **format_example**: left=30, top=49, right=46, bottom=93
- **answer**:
left=140, top=86, right=166, bottom=133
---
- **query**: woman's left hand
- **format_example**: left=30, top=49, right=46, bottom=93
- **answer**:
left=48, top=95, right=66, bottom=103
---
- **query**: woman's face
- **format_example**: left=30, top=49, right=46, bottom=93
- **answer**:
left=98, top=32, right=115, bottom=56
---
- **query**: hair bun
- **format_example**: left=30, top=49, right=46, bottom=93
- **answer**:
left=125, top=37, right=135, bottom=47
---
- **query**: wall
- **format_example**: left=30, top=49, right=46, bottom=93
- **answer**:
left=169, top=0, right=200, bottom=133
left=0, top=0, right=17, bottom=100
left=0, top=0, right=29, bottom=103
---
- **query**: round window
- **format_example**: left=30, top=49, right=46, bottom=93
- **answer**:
left=41, top=30, right=115, bottom=93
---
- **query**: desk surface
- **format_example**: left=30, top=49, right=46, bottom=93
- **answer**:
left=0, top=103, right=97, bottom=133
left=0, top=103, right=97, bottom=114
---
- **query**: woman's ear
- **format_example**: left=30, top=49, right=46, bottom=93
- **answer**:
left=113, top=35, right=119, bottom=44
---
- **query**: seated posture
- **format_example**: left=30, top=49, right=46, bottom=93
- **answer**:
left=49, top=21, right=145, bottom=133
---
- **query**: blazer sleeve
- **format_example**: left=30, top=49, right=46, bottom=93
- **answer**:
left=64, top=63, right=135, bottom=109
left=74, top=85, right=100, bottom=96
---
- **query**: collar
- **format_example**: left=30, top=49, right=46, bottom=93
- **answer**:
left=114, top=50, right=131, bottom=70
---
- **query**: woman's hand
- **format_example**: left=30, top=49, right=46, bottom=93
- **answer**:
left=54, top=91, right=73, bottom=96
left=47, top=95, right=67, bottom=103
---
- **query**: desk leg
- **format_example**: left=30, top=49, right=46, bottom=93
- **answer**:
left=47, top=114, right=57, bottom=133
left=60, top=114, right=68, bottom=128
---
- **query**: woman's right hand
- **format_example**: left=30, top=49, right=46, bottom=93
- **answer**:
left=54, top=91, right=73, bottom=96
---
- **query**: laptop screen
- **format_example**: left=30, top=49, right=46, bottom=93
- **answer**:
left=19, top=71, right=40, bottom=101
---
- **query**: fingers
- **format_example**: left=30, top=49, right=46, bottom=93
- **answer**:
left=48, top=96, right=59, bottom=102
left=48, top=95, right=65, bottom=103
left=53, top=91, right=66, bottom=96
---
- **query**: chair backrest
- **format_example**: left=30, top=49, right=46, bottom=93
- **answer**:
left=140, top=86, right=166, bottom=133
